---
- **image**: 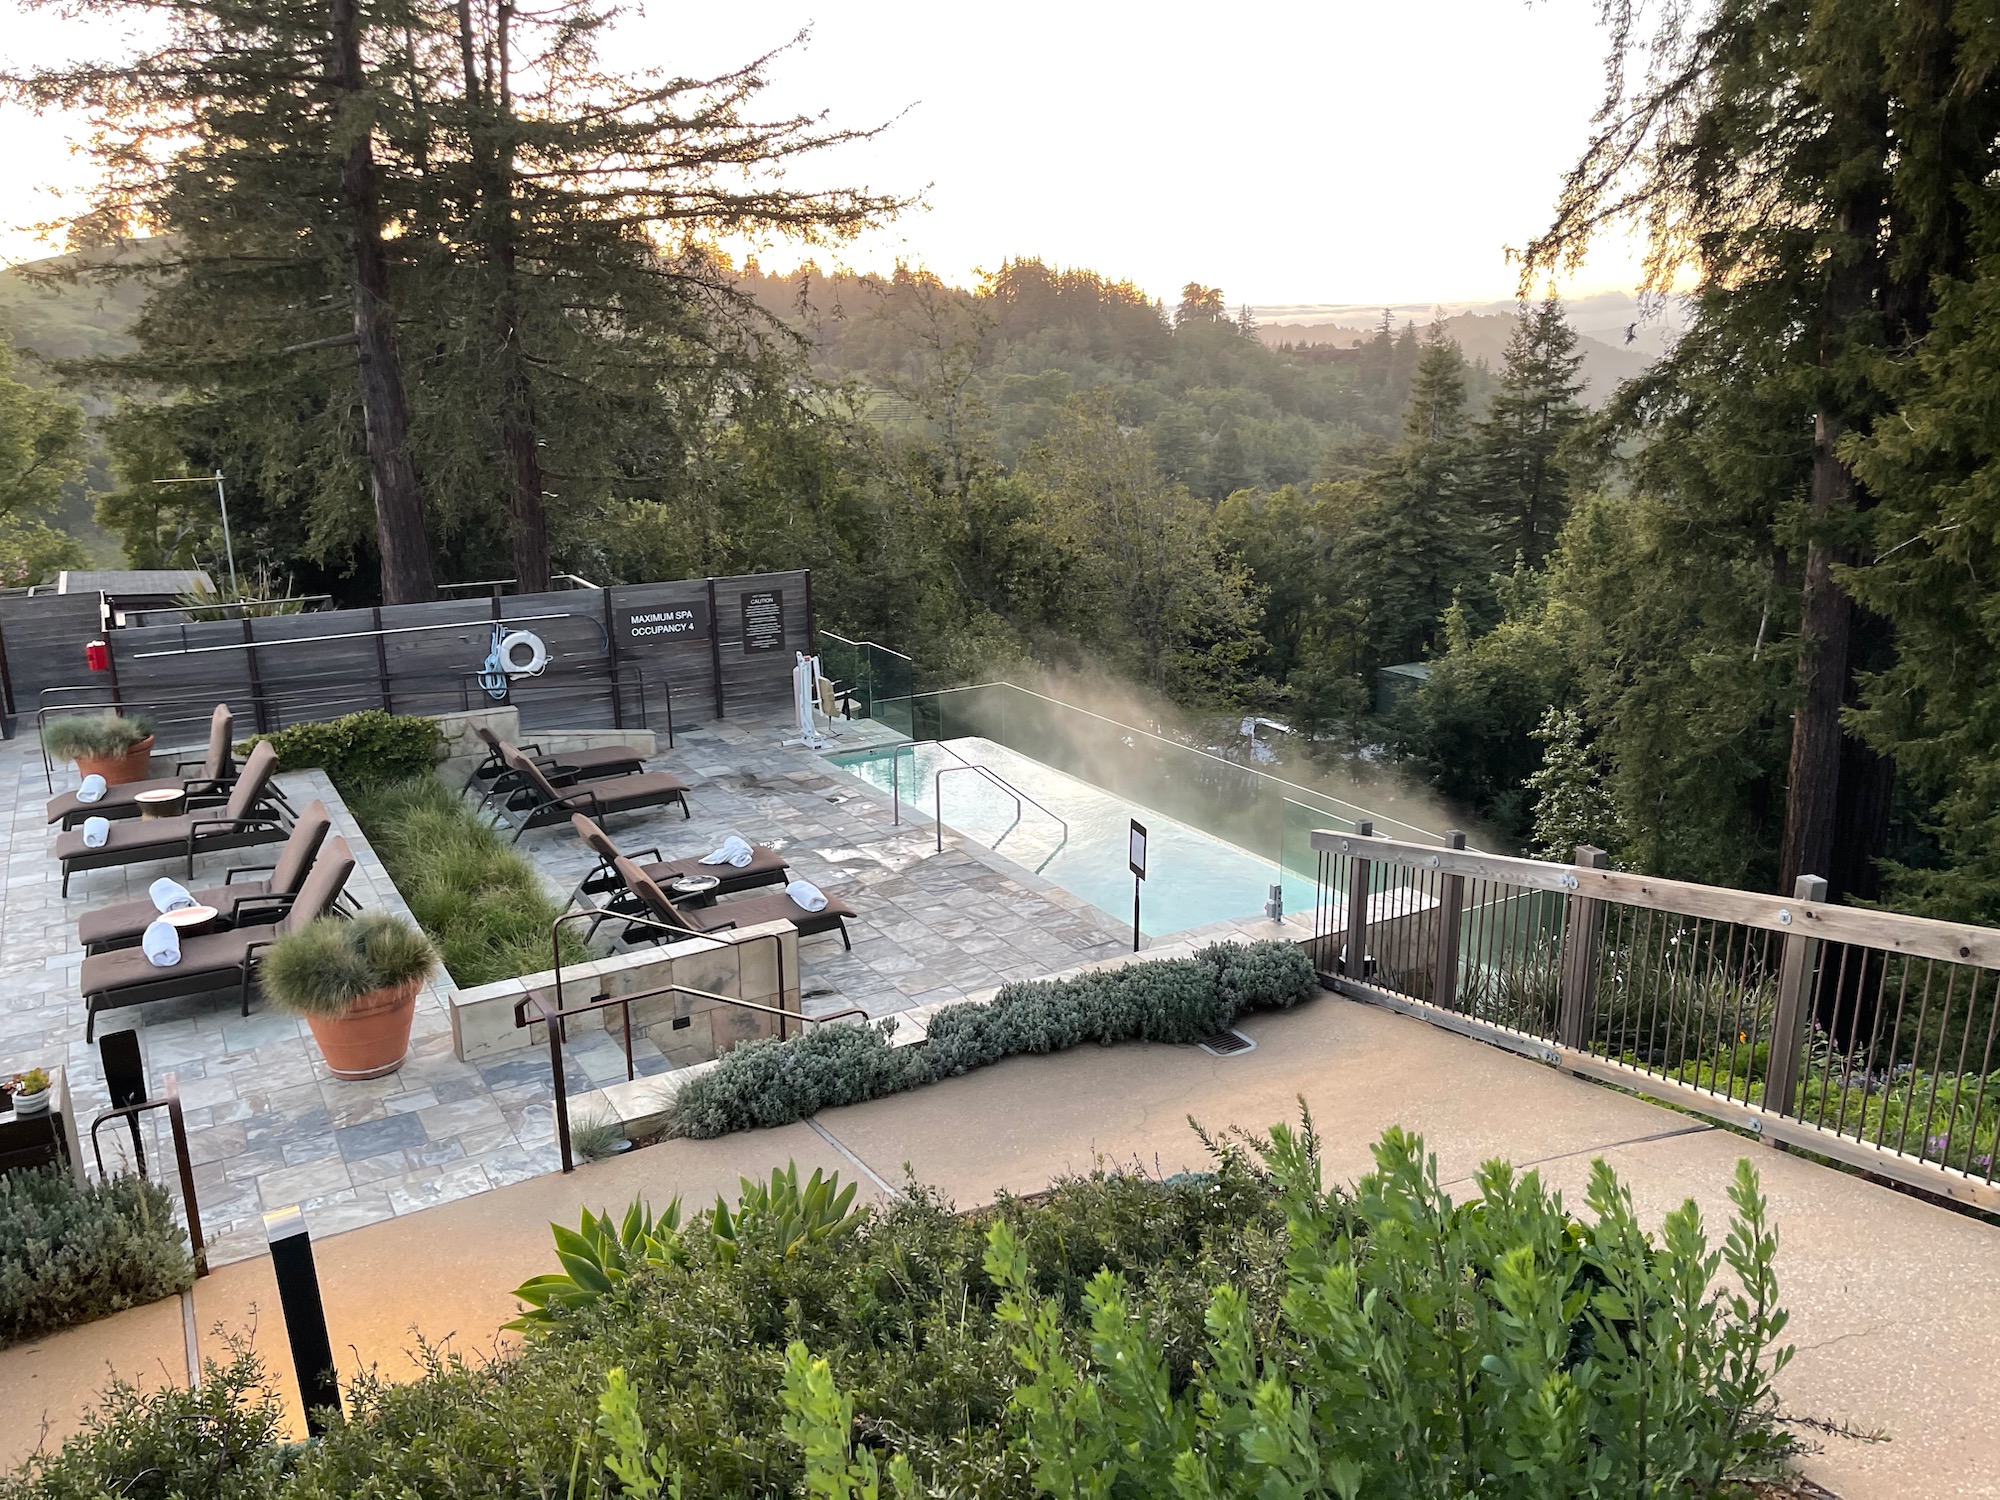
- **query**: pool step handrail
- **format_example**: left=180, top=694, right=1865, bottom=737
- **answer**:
left=933, top=762, right=1069, bottom=872
left=887, top=736, right=980, bottom=826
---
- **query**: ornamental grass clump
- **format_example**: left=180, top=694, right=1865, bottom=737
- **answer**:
left=259, top=913, right=437, bottom=1017
left=348, top=774, right=582, bottom=985
left=41, top=712, right=155, bottom=762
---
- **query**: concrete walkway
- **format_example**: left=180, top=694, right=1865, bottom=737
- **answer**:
left=4, top=993, right=1995, bottom=1499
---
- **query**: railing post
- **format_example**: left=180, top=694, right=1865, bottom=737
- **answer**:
left=1343, top=821, right=1374, bottom=978
left=1557, top=844, right=1610, bottom=1049
left=1765, top=873, right=1828, bottom=1120
left=1431, top=830, right=1467, bottom=1009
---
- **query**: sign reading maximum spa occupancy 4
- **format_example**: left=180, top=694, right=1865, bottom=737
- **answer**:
left=614, top=598, right=711, bottom=645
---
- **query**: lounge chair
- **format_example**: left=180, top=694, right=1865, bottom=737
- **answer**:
left=608, top=852, right=853, bottom=950
left=77, top=800, right=335, bottom=955
left=566, top=813, right=787, bottom=907
left=497, top=744, right=689, bottom=841
left=77, top=834, right=356, bottom=1040
left=46, top=704, right=239, bottom=827
left=54, top=741, right=292, bottom=897
left=461, top=723, right=647, bottom=795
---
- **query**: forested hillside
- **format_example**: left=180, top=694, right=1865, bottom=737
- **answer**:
left=6, top=0, right=2000, bottom=926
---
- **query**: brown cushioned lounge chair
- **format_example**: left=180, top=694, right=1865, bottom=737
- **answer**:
left=77, top=834, right=356, bottom=1040
left=54, top=740, right=291, bottom=897
left=498, top=743, right=689, bottom=841
left=462, top=722, right=647, bottom=795
left=609, top=853, right=853, bottom=950
left=77, top=800, right=335, bottom=955
left=46, top=703, right=239, bottom=828
left=566, top=813, right=787, bottom=907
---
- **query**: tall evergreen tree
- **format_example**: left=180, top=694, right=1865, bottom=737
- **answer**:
left=8, top=0, right=903, bottom=600
left=1475, top=297, right=1586, bottom=568
left=9, top=0, right=439, bottom=600
left=1527, top=0, right=2000, bottom=901
left=1346, top=324, right=1486, bottom=666
left=428, top=0, right=902, bottom=592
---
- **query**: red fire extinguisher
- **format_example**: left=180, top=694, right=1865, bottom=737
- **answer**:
left=85, top=640, right=110, bottom=673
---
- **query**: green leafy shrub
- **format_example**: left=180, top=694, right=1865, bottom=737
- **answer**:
left=241, top=710, right=442, bottom=791
left=347, top=774, right=583, bottom=986
left=1, top=1126, right=1797, bottom=1499
left=801, top=1127, right=1797, bottom=1500
left=41, top=712, right=155, bottom=761
left=0, top=1346, right=287, bottom=1499
left=258, top=912, right=438, bottom=1017
left=0, top=1168, right=195, bottom=1348
left=668, top=940, right=1316, bottom=1139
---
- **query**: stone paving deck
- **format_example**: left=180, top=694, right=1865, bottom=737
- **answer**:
left=0, top=710, right=1132, bottom=1265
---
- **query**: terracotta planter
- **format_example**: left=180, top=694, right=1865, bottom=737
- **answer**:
left=304, top=977, right=421, bottom=1080
left=76, top=735, right=155, bottom=787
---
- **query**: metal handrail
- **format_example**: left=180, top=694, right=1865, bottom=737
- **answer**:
left=913, top=679, right=1449, bottom=845
left=89, top=1074, right=206, bottom=1275
left=121, top=608, right=612, bottom=660
left=522, top=908, right=862, bottom=1171
left=934, top=761, right=1070, bottom=873
left=817, top=629, right=912, bottom=666
left=31, top=659, right=667, bottom=789
left=887, top=736, right=975, bottom=826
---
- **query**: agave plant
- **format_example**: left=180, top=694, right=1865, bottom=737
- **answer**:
left=711, top=1164, right=862, bottom=1266
left=509, top=1165, right=865, bottom=1335
left=507, top=1197, right=684, bottom=1334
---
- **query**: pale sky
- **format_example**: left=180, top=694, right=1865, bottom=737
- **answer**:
left=0, top=0, right=1641, bottom=307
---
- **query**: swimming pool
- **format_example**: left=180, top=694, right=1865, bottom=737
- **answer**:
left=830, top=737, right=1293, bottom=937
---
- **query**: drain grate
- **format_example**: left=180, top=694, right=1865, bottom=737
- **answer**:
left=1198, top=1029, right=1256, bottom=1058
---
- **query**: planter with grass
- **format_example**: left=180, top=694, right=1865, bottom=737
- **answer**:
left=42, top=712, right=157, bottom=785
left=261, top=913, right=439, bottom=1079
left=9, top=1067, right=51, bottom=1117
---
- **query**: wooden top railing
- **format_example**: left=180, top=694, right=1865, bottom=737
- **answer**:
left=1306, top=827, right=2000, bottom=1214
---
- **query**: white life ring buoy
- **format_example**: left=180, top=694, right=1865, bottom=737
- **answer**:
left=497, top=629, right=548, bottom=677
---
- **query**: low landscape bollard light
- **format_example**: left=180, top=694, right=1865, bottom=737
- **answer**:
left=264, top=1206, right=340, bottom=1434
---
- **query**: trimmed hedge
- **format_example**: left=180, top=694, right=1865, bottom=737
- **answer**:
left=665, top=939, right=1316, bottom=1138
left=0, top=1168, right=195, bottom=1348
left=240, top=710, right=443, bottom=792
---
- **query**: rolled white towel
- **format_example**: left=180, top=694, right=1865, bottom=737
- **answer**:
left=76, top=773, right=108, bottom=803
left=149, top=877, right=196, bottom=913
left=701, top=834, right=754, bottom=869
left=785, top=878, right=828, bottom=913
left=82, top=815, right=111, bottom=848
left=142, top=919, right=181, bottom=968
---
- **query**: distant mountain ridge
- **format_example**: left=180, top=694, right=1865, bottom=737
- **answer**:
left=1255, top=306, right=1659, bottom=406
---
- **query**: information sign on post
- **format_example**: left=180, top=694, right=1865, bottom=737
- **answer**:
left=1128, top=819, right=1147, bottom=951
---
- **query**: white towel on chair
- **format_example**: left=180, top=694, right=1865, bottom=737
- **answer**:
left=82, top=816, right=111, bottom=848
left=149, top=878, right=196, bottom=913
left=702, top=834, right=754, bottom=869
left=76, top=774, right=108, bottom=803
left=142, top=919, right=181, bottom=968
left=786, top=879, right=828, bottom=913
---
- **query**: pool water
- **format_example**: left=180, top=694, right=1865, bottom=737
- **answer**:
left=830, top=737, right=1292, bottom=937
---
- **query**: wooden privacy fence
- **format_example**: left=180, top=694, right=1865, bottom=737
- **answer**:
left=13, top=571, right=812, bottom=741
left=1310, top=826, right=2000, bottom=1213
